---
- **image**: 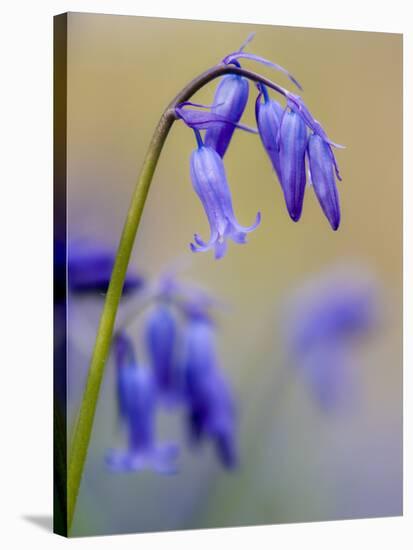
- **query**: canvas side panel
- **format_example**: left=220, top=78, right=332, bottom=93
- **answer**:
left=53, top=12, right=68, bottom=538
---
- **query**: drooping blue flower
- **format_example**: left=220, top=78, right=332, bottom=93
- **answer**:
left=255, top=85, right=284, bottom=183
left=256, top=87, right=344, bottom=228
left=292, top=278, right=376, bottom=354
left=68, top=241, right=143, bottom=295
left=189, top=131, right=260, bottom=259
left=204, top=74, right=249, bottom=157
left=307, top=133, right=341, bottom=230
left=145, top=304, right=181, bottom=407
left=106, top=332, right=179, bottom=474
left=286, top=93, right=344, bottom=229
left=278, top=109, right=308, bottom=222
left=182, top=315, right=238, bottom=469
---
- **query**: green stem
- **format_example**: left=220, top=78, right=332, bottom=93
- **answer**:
left=67, top=62, right=292, bottom=531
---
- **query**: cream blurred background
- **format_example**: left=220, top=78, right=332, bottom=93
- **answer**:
left=65, top=13, right=402, bottom=536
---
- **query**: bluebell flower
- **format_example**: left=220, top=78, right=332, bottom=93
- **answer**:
left=256, top=85, right=308, bottom=221
left=278, top=109, right=308, bottom=222
left=106, top=332, right=179, bottom=474
left=145, top=304, right=181, bottom=406
left=287, top=93, right=344, bottom=229
left=183, top=315, right=237, bottom=469
left=188, top=130, right=260, bottom=259
left=256, top=87, right=343, bottom=227
left=286, top=271, right=377, bottom=411
left=68, top=241, right=143, bottom=295
left=204, top=74, right=249, bottom=157
left=255, top=85, right=284, bottom=183
left=307, top=134, right=341, bottom=230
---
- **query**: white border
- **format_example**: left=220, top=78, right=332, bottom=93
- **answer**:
left=0, top=1, right=411, bottom=548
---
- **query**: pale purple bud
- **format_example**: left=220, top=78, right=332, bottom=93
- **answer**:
left=307, top=134, right=341, bottom=230
left=278, top=109, right=308, bottom=222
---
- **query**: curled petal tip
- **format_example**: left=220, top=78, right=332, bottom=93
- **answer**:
left=253, top=211, right=262, bottom=228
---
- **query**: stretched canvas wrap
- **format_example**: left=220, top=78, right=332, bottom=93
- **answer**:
left=53, top=12, right=403, bottom=538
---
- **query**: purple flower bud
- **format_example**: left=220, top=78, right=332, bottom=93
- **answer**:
left=106, top=333, right=179, bottom=474
left=145, top=304, right=180, bottom=406
left=307, top=134, right=341, bottom=230
left=278, top=109, right=308, bottom=222
left=255, top=87, right=284, bottom=183
left=190, top=143, right=261, bottom=259
left=204, top=75, right=249, bottom=157
left=287, top=93, right=344, bottom=179
left=183, top=318, right=238, bottom=469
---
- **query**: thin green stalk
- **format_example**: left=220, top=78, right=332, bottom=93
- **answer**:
left=67, top=62, right=291, bottom=531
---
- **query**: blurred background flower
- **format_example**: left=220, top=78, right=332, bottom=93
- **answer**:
left=106, top=270, right=238, bottom=474
left=283, top=266, right=380, bottom=411
left=106, top=332, right=179, bottom=474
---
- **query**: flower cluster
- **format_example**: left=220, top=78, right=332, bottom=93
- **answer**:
left=176, top=34, right=343, bottom=259
left=106, top=273, right=237, bottom=473
left=285, top=269, right=378, bottom=410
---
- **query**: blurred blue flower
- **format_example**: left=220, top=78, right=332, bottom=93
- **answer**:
left=106, top=271, right=237, bottom=471
left=286, top=271, right=378, bottom=411
left=106, top=332, right=179, bottom=474
left=145, top=303, right=181, bottom=407
left=68, top=241, right=143, bottom=295
left=183, top=314, right=238, bottom=469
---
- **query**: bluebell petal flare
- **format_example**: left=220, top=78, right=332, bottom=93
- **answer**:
left=189, top=145, right=260, bottom=259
